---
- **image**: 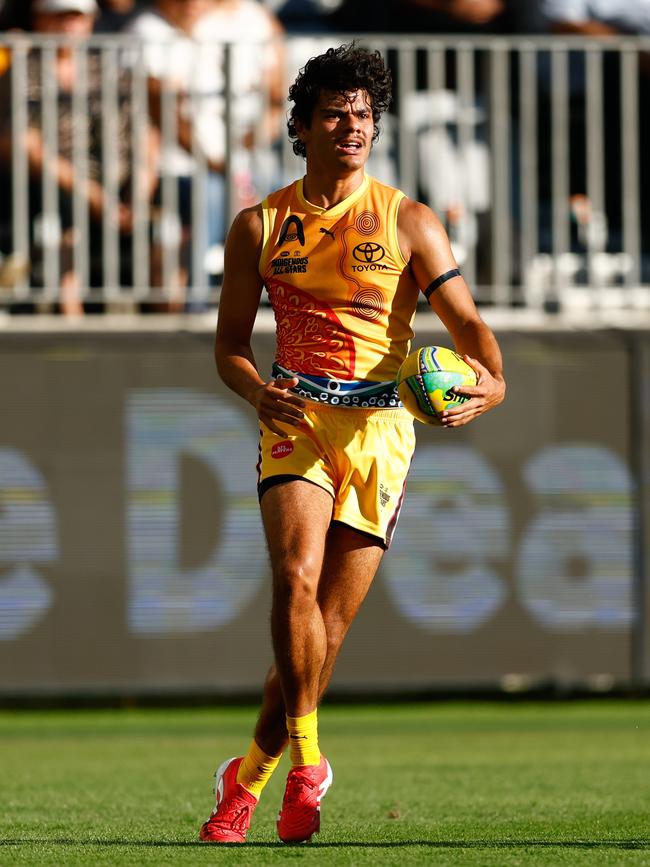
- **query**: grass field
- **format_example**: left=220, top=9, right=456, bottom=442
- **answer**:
left=1, top=700, right=649, bottom=866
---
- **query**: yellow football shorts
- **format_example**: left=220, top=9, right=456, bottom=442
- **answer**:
left=257, top=402, right=416, bottom=548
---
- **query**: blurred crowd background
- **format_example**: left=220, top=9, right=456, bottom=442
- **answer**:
left=3, top=0, right=638, bottom=38
left=0, top=0, right=649, bottom=314
left=0, top=0, right=542, bottom=38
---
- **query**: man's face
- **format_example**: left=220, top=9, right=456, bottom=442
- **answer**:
left=297, top=89, right=375, bottom=174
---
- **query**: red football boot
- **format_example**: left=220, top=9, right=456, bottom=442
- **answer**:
left=199, top=757, right=258, bottom=843
left=276, top=755, right=333, bottom=843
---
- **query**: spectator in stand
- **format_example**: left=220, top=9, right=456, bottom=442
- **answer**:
left=0, top=0, right=30, bottom=292
left=333, top=0, right=513, bottom=34
left=262, top=0, right=341, bottom=33
left=126, top=0, right=285, bottom=306
left=0, top=0, right=159, bottom=314
left=396, top=0, right=508, bottom=32
left=541, top=0, right=650, bottom=35
left=539, top=0, right=650, bottom=272
left=94, top=0, right=146, bottom=32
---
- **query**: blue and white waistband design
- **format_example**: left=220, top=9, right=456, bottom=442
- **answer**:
left=272, top=362, right=402, bottom=409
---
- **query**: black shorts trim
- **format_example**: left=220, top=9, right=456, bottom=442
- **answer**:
left=257, top=474, right=332, bottom=503
left=330, top=519, right=387, bottom=550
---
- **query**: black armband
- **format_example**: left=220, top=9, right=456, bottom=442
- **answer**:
left=423, top=268, right=461, bottom=300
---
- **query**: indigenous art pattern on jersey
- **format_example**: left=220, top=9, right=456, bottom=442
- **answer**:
left=259, top=175, right=420, bottom=382
left=268, top=282, right=355, bottom=378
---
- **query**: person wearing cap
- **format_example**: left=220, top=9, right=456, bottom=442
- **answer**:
left=33, top=0, right=145, bottom=32
left=31, top=0, right=99, bottom=24
left=0, top=0, right=159, bottom=313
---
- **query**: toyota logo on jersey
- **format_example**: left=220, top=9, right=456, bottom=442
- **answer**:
left=353, top=242, right=386, bottom=263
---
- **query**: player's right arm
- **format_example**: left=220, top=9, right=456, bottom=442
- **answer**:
left=214, top=206, right=305, bottom=436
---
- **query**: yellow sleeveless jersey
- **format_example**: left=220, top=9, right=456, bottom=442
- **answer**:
left=259, top=174, right=420, bottom=382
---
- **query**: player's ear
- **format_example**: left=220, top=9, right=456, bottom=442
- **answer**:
left=294, top=117, right=309, bottom=143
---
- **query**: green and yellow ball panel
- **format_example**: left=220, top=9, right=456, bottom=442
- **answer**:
left=396, top=345, right=477, bottom=425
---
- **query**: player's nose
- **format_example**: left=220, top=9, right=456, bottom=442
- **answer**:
left=342, top=109, right=360, bottom=131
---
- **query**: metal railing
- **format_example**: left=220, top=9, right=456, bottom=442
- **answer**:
left=0, top=33, right=649, bottom=312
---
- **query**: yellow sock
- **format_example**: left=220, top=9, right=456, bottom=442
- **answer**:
left=235, top=739, right=282, bottom=799
left=286, top=709, right=321, bottom=767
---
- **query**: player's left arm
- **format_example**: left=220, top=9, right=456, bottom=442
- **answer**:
left=398, top=198, right=506, bottom=427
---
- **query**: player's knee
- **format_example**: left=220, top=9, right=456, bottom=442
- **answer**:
left=272, top=559, right=319, bottom=607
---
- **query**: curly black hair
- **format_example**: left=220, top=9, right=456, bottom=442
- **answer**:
left=287, top=43, right=393, bottom=159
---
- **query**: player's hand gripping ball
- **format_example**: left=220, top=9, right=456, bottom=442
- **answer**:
left=396, top=345, right=477, bottom=425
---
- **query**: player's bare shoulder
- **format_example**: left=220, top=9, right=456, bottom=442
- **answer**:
left=220, top=203, right=266, bottom=308
left=226, top=203, right=264, bottom=258
left=396, top=197, right=450, bottom=264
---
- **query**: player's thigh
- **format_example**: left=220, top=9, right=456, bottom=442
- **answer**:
left=318, top=522, right=384, bottom=630
left=334, top=409, right=415, bottom=547
left=260, top=479, right=334, bottom=584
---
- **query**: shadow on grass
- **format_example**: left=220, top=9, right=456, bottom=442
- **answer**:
left=3, top=839, right=650, bottom=850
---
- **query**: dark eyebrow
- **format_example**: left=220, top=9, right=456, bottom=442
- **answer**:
left=320, top=104, right=370, bottom=115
